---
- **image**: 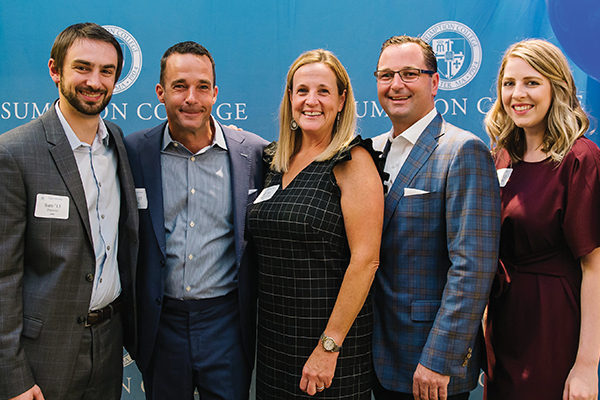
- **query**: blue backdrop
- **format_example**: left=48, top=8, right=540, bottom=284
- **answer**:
left=1, top=0, right=598, bottom=398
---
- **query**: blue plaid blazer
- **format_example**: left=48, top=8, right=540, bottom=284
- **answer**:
left=372, top=114, right=501, bottom=395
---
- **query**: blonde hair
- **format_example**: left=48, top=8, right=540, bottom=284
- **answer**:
left=271, top=49, right=356, bottom=172
left=485, top=39, right=589, bottom=162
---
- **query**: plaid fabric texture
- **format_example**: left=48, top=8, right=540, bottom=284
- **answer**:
left=372, top=115, right=501, bottom=395
left=247, top=139, right=373, bottom=399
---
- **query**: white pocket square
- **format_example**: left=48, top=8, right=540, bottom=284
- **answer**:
left=404, top=187, right=430, bottom=196
left=248, top=189, right=258, bottom=195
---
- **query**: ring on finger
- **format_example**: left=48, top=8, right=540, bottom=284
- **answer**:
left=316, top=386, right=325, bottom=391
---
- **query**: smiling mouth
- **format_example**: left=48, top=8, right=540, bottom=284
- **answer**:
left=389, top=95, right=411, bottom=101
left=513, top=105, right=533, bottom=111
left=79, top=89, right=105, bottom=101
left=303, top=111, right=323, bottom=116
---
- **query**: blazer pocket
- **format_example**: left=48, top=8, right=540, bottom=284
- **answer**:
left=22, top=315, right=44, bottom=339
left=411, top=300, right=441, bottom=322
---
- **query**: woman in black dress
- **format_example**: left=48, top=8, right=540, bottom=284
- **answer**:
left=247, top=49, right=384, bottom=399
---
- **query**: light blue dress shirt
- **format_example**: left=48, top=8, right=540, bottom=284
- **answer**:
left=55, top=103, right=121, bottom=311
left=161, top=118, right=236, bottom=299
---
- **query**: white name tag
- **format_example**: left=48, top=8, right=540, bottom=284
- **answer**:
left=497, top=168, right=513, bottom=188
left=34, top=194, right=69, bottom=219
left=254, top=185, right=279, bottom=204
left=136, top=188, right=148, bottom=209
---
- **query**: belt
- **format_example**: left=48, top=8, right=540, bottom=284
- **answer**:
left=85, top=298, right=123, bottom=327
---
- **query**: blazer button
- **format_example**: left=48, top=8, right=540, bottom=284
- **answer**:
left=85, top=273, right=94, bottom=282
left=77, top=316, right=86, bottom=324
left=155, top=297, right=162, bottom=305
left=160, top=259, right=165, bottom=266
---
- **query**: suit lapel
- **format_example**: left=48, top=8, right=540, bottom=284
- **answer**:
left=42, top=105, right=94, bottom=246
left=107, top=122, right=138, bottom=282
left=140, top=125, right=167, bottom=256
left=222, top=123, right=250, bottom=265
left=383, top=114, right=444, bottom=232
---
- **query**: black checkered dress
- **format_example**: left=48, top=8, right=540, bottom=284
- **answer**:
left=247, top=139, right=373, bottom=399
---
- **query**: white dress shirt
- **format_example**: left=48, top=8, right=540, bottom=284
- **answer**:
left=56, top=103, right=121, bottom=311
left=383, top=108, right=438, bottom=192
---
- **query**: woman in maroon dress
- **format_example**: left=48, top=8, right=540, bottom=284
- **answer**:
left=484, top=39, right=600, bottom=400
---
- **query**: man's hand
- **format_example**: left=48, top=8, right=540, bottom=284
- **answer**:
left=9, top=385, right=45, bottom=400
left=413, top=363, right=450, bottom=400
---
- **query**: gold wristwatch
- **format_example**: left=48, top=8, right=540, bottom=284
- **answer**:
left=320, top=333, right=341, bottom=352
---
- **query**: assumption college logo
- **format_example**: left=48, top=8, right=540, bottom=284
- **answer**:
left=421, top=21, right=482, bottom=91
left=103, top=25, right=143, bottom=94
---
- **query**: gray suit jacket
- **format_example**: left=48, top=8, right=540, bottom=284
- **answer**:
left=0, top=104, right=138, bottom=399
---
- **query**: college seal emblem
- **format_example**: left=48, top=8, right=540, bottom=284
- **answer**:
left=103, top=25, right=143, bottom=94
left=421, top=21, right=482, bottom=90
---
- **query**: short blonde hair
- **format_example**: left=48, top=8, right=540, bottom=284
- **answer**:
left=485, top=39, right=589, bottom=162
left=271, top=49, right=356, bottom=172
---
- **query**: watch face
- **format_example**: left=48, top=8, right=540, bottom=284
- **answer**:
left=324, top=338, right=335, bottom=351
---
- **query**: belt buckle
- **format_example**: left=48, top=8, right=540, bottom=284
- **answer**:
left=84, top=311, right=97, bottom=328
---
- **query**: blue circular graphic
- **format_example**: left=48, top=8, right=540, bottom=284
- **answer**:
left=547, top=0, right=600, bottom=82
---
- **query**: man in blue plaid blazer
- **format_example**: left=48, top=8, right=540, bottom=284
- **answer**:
left=371, top=36, right=501, bottom=400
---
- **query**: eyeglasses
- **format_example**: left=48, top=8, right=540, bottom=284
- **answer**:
left=373, top=68, right=435, bottom=84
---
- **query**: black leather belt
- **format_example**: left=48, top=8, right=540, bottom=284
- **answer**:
left=85, top=298, right=123, bottom=327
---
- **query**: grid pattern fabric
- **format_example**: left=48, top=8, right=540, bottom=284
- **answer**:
left=247, top=140, right=372, bottom=399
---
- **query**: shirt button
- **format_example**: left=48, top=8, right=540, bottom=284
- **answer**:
left=101, top=214, right=105, bottom=219
left=85, top=273, right=94, bottom=282
left=191, top=188, right=196, bottom=194
left=188, top=254, right=193, bottom=260
left=189, top=221, right=195, bottom=227
left=186, top=286, right=191, bottom=292
left=106, top=245, right=111, bottom=251
left=190, top=156, right=196, bottom=162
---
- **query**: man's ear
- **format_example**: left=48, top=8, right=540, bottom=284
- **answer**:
left=49, top=59, right=60, bottom=86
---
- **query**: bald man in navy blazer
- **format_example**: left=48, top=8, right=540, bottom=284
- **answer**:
left=125, top=41, right=267, bottom=400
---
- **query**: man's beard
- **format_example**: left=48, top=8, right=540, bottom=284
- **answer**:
left=60, top=80, right=112, bottom=116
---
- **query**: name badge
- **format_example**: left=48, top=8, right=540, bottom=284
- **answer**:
left=497, top=168, right=513, bottom=188
left=254, top=185, right=279, bottom=204
left=136, top=188, right=148, bottom=209
left=34, top=194, right=69, bottom=219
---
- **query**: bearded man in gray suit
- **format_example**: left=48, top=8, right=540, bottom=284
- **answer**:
left=0, top=23, right=138, bottom=400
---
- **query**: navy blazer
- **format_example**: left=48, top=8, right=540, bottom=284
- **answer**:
left=124, top=121, right=267, bottom=373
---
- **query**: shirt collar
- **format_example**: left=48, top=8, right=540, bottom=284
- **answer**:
left=162, top=116, right=227, bottom=153
left=55, top=102, right=109, bottom=150
left=388, top=107, right=438, bottom=145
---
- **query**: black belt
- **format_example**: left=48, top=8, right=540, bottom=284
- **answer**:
left=85, top=298, right=123, bottom=327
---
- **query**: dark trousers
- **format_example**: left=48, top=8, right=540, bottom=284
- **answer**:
left=143, top=291, right=251, bottom=400
left=373, top=375, right=470, bottom=400
left=65, top=311, right=124, bottom=400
